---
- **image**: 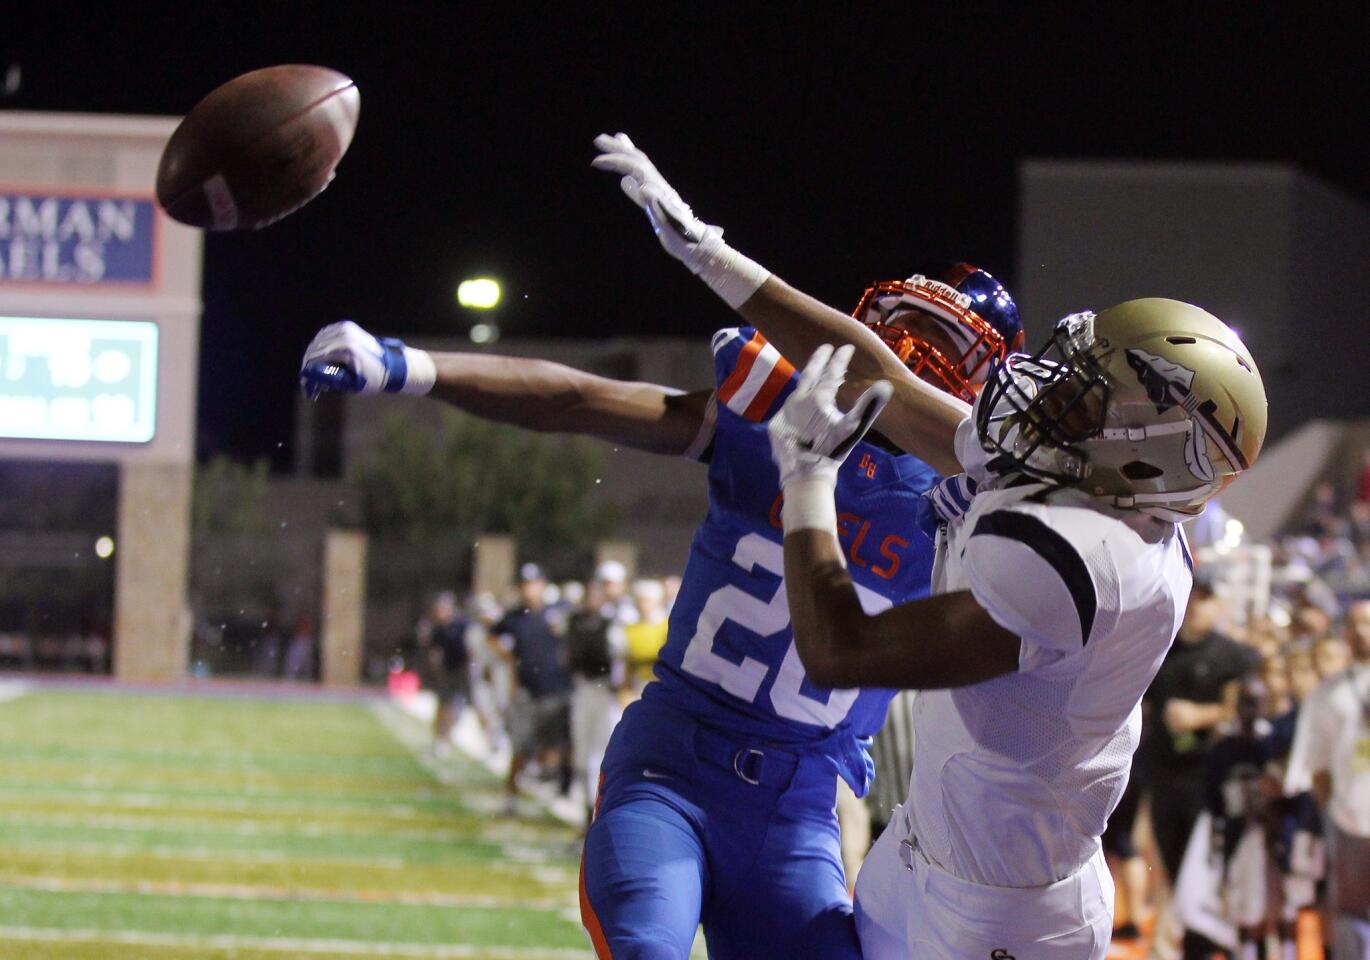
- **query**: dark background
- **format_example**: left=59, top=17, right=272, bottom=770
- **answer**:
left=6, top=3, right=1368, bottom=467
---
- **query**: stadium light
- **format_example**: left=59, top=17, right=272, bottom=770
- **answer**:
left=469, top=323, right=500, bottom=344
left=94, top=535, right=114, bottom=559
left=457, top=278, right=501, bottom=310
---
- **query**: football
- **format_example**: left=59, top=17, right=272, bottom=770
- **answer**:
left=155, top=64, right=360, bottom=230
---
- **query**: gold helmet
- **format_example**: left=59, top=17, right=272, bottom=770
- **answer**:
left=975, top=298, right=1267, bottom=520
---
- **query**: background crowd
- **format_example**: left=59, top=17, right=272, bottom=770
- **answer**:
left=408, top=560, right=676, bottom=826
left=403, top=450, right=1370, bottom=959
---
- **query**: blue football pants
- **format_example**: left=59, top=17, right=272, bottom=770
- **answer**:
left=579, top=699, right=861, bottom=960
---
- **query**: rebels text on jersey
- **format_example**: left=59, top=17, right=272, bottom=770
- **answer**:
left=642, top=328, right=940, bottom=794
left=907, top=477, right=1194, bottom=887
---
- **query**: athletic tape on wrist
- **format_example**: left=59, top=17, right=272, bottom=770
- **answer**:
left=782, top=476, right=839, bottom=535
left=401, top=347, right=436, bottom=395
left=694, top=236, right=771, bottom=310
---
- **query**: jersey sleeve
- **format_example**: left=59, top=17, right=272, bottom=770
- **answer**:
left=710, top=326, right=797, bottom=423
left=961, top=506, right=1117, bottom=656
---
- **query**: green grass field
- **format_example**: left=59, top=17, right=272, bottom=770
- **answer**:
left=0, top=685, right=595, bottom=959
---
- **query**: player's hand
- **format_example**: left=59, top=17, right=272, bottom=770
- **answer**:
left=768, top=344, right=892, bottom=489
left=591, top=132, right=725, bottom=272
left=299, top=321, right=435, bottom=398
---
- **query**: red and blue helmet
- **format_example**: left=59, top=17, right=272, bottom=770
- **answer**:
left=852, top=263, right=1024, bottom=403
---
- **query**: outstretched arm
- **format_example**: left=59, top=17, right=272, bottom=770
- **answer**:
left=593, top=132, right=968, bottom=475
left=767, top=346, right=1019, bottom=690
left=300, top=320, right=713, bottom=456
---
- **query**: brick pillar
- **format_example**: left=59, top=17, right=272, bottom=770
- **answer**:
left=471, top=534, right=516, bottom=599
left=320, top=528, right=367, bottom=687
left=113, top=461, right=192, bottom=682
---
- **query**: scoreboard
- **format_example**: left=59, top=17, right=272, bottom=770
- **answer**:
left=0, top=316, right=158, bottom=443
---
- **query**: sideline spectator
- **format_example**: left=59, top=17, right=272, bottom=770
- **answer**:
left=1285, top=599, right=1370, bottom=959
left=1304, top=483, right=1342, bottom=540
left=467, top=592, right=510, bottom=756
left=622, top=579, right=668, bottom=697
left=492, top=564, right=571, bottom=816
left=1204, top=682, right=1290, bottom=960
left=417, top=591, right=471, bottom=759
left=282, top=616, right=316, bottom=680
left=661, top=574, right=682, bottom=615
left=1315, top=635, right=1352, bottom=681
left=593, top=560, right=638, bottom=625
left=565, top=578, right=628, bottom=827
left=1356, top=449, right=1370, bottom=506
left=1146, top=576, right=1260, bottom=959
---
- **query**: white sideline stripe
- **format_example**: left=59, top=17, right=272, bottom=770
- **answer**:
left=0, top=926, right=593, bottom=958
left=1, top=875, right=574, bottom=911
left=371, top=701, right=584, bottom=828
left=0, top=680, right=29, bottom=704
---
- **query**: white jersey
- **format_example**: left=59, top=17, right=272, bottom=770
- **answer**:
left=1284, top=664, right=1370, bottom=837
left=905, top=477, right=1193, bottom=887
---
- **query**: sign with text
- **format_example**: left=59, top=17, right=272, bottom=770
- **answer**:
left=0, top=192, right=158, bottom=285
left=0, top=316, right=158, bottom=443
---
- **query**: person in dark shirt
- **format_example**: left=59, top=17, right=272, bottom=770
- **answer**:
left=1145, top=578, right=1260, bottom=960
left=1205, top=682, right=1281, bottom=958
left=417, top=591, right=471, bottom=759
left=492, top=564, right=571, bottom=814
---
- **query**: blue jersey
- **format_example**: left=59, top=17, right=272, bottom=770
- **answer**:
left=643, top=327, right=940, bottom=794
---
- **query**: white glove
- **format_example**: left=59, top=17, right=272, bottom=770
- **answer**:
left=591, top=132, right=770, bottom=309
left=299, top=320, right=437, bottom=398
left=768, top=344, right=891, bottom=533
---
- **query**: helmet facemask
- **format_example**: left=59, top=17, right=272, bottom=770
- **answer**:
left=976, top=311, right=1108, bottom=484
left=853, top=276, right=1012, bottom=403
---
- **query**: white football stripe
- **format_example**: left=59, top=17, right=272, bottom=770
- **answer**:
left=202, top=174, right=239, bottom=230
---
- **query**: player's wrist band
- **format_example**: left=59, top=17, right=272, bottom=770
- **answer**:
left=378, top=338, right=436, bottom=396
left=693, top=235, right=771, bottom=310
left=400, top=346, right=436, bottom=395
left=781, top=475, right=839, bottom=535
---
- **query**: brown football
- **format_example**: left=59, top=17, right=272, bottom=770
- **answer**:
left=156, top=64, right=360, bottom=230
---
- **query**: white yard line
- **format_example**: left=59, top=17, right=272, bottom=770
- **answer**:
left=0, top=926, right=594, bottom=959
left=0, top=838, right=407, bottom=869
left=0, top=875, right=572, bottom=910
left=0, top=837, right=577, bottom=880
left=0, top=779, right=461, bottom=811
left=0, top=808, right=528, bottom=843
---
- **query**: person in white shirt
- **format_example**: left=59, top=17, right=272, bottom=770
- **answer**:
left=1286, top=599, right=1370, bottom=959
left=593, top=132, right=1269, bottom=959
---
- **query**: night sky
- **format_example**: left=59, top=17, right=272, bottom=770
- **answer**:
left=7, top=3, right=1368, bottom=467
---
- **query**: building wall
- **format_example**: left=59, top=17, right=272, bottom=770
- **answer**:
left=1017, top=161, right=1370, bottom=441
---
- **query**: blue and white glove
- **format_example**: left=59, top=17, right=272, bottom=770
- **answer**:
left=591, top=132, right=770, bottom=310
left=299, top=320, right=436, bottom=399
left=767, top=344, right=891, bottom=533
